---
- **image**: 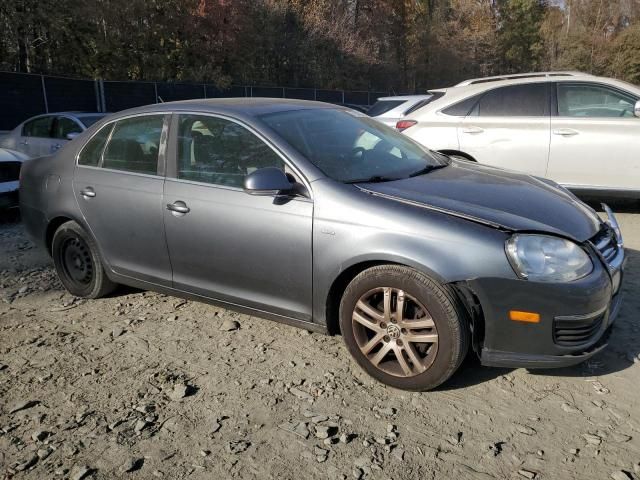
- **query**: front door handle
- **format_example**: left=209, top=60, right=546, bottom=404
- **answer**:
left=552, top=128, right=579, bottom=137
left=52, top=143, right=62, bottom=151
left=80, top=187, right=96, bottom=198
left=166, top=201, right=190, bottom=215
left=462, top=126, right=484, bottom=134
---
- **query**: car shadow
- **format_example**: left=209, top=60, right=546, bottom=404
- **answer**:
left=441, top=247, right=639, bottom=390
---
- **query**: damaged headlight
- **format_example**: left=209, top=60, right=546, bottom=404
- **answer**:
left=505, top=234, right=593, bottom=282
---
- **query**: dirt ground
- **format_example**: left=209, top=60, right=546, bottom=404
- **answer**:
left=1, top=201, right=639, bottom=480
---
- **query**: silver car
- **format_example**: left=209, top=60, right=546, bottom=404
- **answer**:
left=368, top=95, right=439, bottom=128
left=1, top=112, right=106, bottom=158
left=20, top=99, right=625, bottom=391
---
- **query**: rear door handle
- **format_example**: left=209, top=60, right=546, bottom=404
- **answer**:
left=19, top=140, right=28, bottom=146
left=462, top=126, right=484, bottom=134
left=553, top=128, right=579, bottom=137
left=80, top=187, right=96, bottom=198
left=166, top=201, right=190, bottom=215
left=52, top=143, right=62, bottom=151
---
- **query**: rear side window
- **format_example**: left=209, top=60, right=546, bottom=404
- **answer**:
left=476, top=84, right=549, bottom=117
left=22, top=116, right=54, bottom=138
left=102, top=116, right=164, bottom=174
left=78, top=124, right=113, bottom=166
left=441, top=94, right=482, bottom=117
left=403, top=95, right=441, bottom=115
left=367, top=100, right=405, bottom=117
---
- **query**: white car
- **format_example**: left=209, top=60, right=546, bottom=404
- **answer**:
left=399, top=72, right=640, bottom=197
left=0, top=148, right=28, bottom=210
left=1, top=112, right=106, bottom=158
left=368, top=95, right=439, bottom=127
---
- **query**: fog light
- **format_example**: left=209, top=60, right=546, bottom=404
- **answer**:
left=509, top=310, right=540, bottom=323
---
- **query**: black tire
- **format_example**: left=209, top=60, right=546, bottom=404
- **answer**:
left=51, top=220, right=117, bottom=298
left=339, top=265, right=469, bottom=391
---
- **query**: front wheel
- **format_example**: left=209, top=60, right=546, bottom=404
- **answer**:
left=51, top=220, right=117, bottom=298
left=339, top=265, right=469, bottom=391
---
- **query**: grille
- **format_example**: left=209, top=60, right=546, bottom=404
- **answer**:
left=0, top=161, right=21, bottom=183
left=553, top=313, right=604, bottom=346
left=591, top=226, right=619, bottom=265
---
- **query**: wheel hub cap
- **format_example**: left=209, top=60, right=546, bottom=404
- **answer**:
left=351, top=287, right=439, bottom=378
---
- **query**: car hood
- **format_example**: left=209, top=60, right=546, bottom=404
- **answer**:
left=358, top=160, right=602, bottom=242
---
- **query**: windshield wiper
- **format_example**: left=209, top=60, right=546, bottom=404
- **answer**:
left=345, top=175, right=402, bottom=184
left=408, top=163, right=447, bottom=178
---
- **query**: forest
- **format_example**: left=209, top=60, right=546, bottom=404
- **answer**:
left=2, top=0, right=640, bottom=92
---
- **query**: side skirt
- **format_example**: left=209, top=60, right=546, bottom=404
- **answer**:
left=107, top=272, right=328, bottom=335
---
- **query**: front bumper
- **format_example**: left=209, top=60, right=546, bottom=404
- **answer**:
left=0, top=189, right=19, bottom=209
left=461, top=223, right=625, bottom=369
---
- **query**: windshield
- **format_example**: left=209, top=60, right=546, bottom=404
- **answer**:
left=78, top=114, right=107, bottom=128
left=259, top=108, right=446, bottom=183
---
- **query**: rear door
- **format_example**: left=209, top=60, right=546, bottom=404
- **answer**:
left=73, top=114, right=173, bottom=286
left=163, top=113, right=313, bottom=320
left=20, top=115, right=55, bottom=157
left=458, top=83, right=551, bottom=176
left=547, top=82, right=640, bottom=190
left=51, top=116, right=83, bottom=154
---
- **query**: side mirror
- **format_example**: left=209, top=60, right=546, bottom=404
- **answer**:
left=66, top=132, right=80, bottom=141
left=634, top=100, right=640, bottom=118
left=244, top=167, right=294, bottom=196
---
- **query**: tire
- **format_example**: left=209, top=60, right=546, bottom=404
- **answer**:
left=51, top=220, right=117, bottom=298
left=339, top=265, right=469, bottom=391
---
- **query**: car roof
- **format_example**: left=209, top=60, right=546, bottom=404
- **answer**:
left=111, top=98, right=338, bottom=119
left=454, top=71, right=594, bottom=87
left=375, top=95, right=432, bottom=101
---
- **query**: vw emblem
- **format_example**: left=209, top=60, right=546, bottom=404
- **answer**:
left=387, top=324, right=401, bottom=340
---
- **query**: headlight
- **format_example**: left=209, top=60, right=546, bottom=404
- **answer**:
left=505, top=234, right=593, bottom=282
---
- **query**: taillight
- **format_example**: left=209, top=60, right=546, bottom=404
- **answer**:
left=396, top=120, right=417, bottom=132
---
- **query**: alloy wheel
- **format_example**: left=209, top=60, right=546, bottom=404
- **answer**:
left=351, top=287, right=439, bottom=377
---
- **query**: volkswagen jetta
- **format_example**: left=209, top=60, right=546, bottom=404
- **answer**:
left=20, top=99, right=625, bottom=391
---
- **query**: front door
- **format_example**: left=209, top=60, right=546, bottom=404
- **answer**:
left=163, top=113, right=313, bottom=321
left=547, top=82, right=640, bottom=190
left=73, top=114, right=172, bottom=286
left=458, top=83, right=551, bottom=177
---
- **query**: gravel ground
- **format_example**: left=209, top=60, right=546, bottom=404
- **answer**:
left=1, top=201, right=639, bottom=480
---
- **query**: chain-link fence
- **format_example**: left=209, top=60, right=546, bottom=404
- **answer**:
left=0, top=71, right=390, bottom=130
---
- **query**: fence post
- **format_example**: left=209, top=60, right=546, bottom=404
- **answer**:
left=342, top=90, right=345, bottom=104
left=154, top=82, right=159, bottom=103
left=99, top=79, right=106, bottom=112
left=41, top=75, right=49, bottom=113
left=203, top=84, right=207, bottom=99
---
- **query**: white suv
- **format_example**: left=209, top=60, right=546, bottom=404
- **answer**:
left=400, top=72, right=640, bottom=197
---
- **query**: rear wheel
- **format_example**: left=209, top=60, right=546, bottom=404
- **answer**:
left=339, top=265, right=468, bottom=391
left=52, top=221, right=116, bottom=298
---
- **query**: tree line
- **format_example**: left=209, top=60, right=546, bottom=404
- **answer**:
left=1, top=0, right=640, bottom=92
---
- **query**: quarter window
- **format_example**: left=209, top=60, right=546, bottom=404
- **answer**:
left=22, top=116, right=54, bottom=138
left=102, top=116, right=163, bottom=174
left=78, top=124, right=113, bottom=166
left=557, top=83, right=636, bottom=117
left=476, top=84, right=549, bottom=117
left=177, top=114, right=284, bottom=188
left=441, top=94, right=482, bottom=117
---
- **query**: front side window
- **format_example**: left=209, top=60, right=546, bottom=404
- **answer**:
left=176, top=114, right=284, bottom=188
left=102, top=116, right=163, bottom=174
left=475, top=84, right=549, bottom=117
left=23, top=116, right=54, bottom=138
left=53, top=117, right=83, bottom=139
left=78, top=123, right=114, bottom=166
left=260, top=108, right=446, bottom=183
left=557, top=83, right=636, bottom=117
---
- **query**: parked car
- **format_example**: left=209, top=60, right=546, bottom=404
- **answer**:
left=368, top=95, right=440, bottom=127
left=0, top=147, right=28, bottom=211
left=20, top=99, right=624, bottom=391
left=398, top=71, right=640, bottom=197
left=1, top=112, right=107, bottom=158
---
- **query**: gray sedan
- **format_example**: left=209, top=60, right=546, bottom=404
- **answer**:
left=19, top=99, right=625, bottom=391
left=1, top=112, right=106, bottom=158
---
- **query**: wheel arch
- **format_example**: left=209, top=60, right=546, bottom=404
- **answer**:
left=437, top=150, right=476, bottom=162
left=45, top=216, right=74, bottom=255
